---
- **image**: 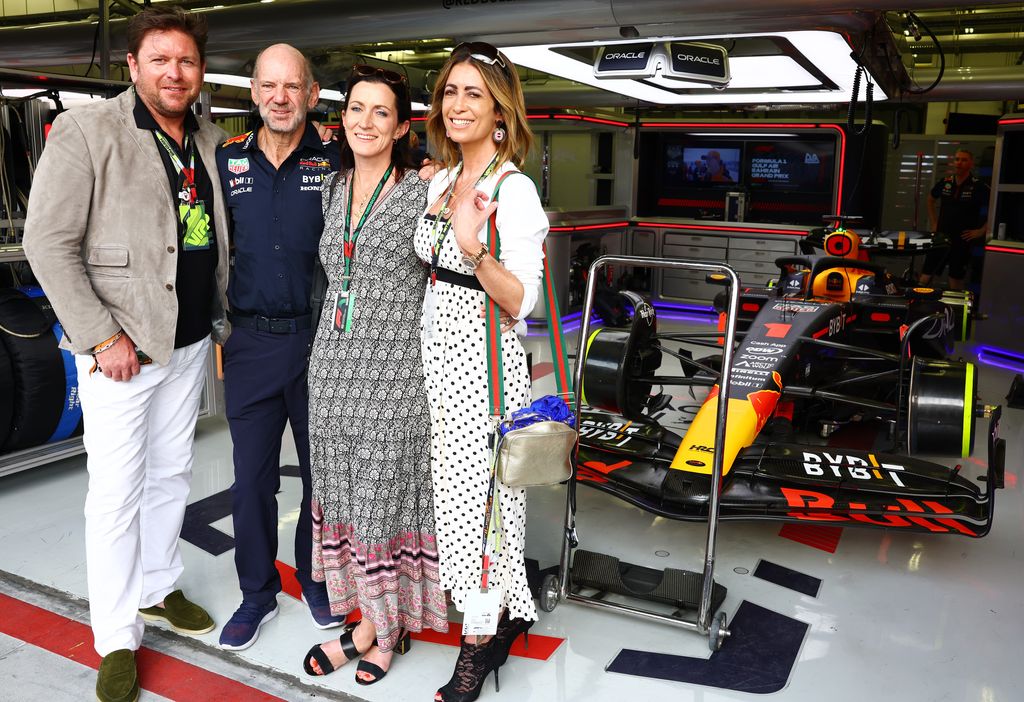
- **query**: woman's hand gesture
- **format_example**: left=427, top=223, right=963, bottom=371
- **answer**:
left=452, top=189, right=498, bottom=255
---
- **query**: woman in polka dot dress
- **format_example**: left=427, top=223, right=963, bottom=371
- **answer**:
left=413, top=43, right=549, bottom=702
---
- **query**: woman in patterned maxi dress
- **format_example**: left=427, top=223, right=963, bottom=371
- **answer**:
left=304, top=66, right=447, bottom=685
left=414, top=44, right=549, bottom=702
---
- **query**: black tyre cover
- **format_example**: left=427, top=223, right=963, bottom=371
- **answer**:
left=0, top=287, right=83, bottom=452
left=0, top=342, right=13, bottom=449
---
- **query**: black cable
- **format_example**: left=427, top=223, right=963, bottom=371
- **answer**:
left=904, top=10, right=945, bottom=95
left=847, top=64, right=861, bottom=131
left=847, top=63, right=874, bottom=137
left=82, top=11, right=102, bottom=78
left=840, top=114, right=873, bottom=220
left=891, top=104, right=911, bottom=150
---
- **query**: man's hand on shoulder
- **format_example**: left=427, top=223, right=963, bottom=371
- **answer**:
left=312, top=121, right=336, bottom=144
left=418, top=157, right=438, bottom=181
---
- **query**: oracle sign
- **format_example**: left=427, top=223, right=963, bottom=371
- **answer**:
left=593, top=42, right=657, bottom=78
left=593, top=41, right=730, bottom=86
left=664, top=41, right=730, bottom=84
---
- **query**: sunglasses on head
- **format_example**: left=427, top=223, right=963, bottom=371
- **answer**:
left=452, top=42, right=507, bottom=70
left=351, top=64, right=408, bottom=85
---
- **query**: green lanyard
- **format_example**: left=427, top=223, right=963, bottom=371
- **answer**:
left=153, top=131, right=196, bottom=206
left=343, top=165, right=394, bottom=290
left=429, top=152, right=500, bottom=286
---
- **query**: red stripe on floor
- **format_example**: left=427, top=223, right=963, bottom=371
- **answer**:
left=778, top=524, right=843, bottom=553
left=276, top=562, right=563, bottom=660
left=275, top=560, right=303, bottom=601
left=0, top=592, right=285, bottom=701
left=412, top=624, right=562, bottom=661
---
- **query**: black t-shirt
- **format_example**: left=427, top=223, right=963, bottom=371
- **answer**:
left=930, top=174, right=989, bottom=243
left=133, top=95, right=218, bottom=349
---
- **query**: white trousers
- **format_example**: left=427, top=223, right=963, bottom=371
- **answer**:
left=75, top=336, right=211, bottom=656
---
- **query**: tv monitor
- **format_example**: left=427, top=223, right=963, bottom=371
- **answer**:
left=663, top=141, right=742, bottom=187
left=746, top=140, right=835, bottom=193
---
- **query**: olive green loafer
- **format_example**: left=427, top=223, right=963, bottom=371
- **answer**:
left=139, top=589, right=215, bottom=635
left=96, top=649, right=139, bottom=702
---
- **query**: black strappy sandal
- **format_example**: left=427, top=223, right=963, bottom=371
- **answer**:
left=355, top=630, right=412, bottom=686
left=303, top=621, right=368, bottom=676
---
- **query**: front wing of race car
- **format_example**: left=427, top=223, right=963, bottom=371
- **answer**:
left=576, top=408, right=1004, bottom=537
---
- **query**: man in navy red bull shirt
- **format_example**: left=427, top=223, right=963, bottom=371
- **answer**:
left=215, top=43, right=343, bottom=651
left=919, top=149, right=990, bottom=292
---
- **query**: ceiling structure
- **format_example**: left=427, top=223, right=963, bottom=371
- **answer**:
left=0, top=0, right=1021, bottom=114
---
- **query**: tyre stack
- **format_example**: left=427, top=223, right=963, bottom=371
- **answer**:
left=0, top=287, right=83, bottom=454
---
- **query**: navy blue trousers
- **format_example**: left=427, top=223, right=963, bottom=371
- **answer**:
left=223, top=326, right=319, bottom=606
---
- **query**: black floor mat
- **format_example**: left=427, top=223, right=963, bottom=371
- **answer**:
left=753, top=559, right=821, bottom=597
left=606, top=600, right=808, bottom=694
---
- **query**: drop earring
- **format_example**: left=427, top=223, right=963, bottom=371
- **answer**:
left=492, top=121, right=506, bottom=143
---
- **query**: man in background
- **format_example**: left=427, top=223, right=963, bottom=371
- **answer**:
left=919, top=148, right=989, bottom=291
left=215, top=43, right=344, bottom=651
left=23, top=7, right=227, bottom=701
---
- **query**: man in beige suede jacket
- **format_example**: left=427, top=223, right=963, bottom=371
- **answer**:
left=23, top=6, right=228, bottom=702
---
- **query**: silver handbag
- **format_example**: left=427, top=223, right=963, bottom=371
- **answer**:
left=495, top=420, right=577, bottom=488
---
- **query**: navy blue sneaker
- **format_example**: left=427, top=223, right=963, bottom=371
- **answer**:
left=218, top=599, right=278, bottom=651
left=301, top=587, right=346, bottom=630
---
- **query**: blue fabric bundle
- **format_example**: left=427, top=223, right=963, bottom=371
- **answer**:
left=499, top=395, right=576, bottom=436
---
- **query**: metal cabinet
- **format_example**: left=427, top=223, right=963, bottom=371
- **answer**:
left=728, top=237, right=798, bottom=286
left=648, top=228, right=798, bottom=303
left=660, top=232, right=729, bottom=303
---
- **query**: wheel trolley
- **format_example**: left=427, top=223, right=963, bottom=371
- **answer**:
left=538, top=254, right=742, bottom=651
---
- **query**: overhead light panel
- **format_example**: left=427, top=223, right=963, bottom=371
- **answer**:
left=503, top=31, right=886, bottom=105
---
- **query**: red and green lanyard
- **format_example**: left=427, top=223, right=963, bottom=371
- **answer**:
left=429, top=153, right=500, bottom=286
left=333, top=165, right=393, bottom=333
left=343, top=164, right=394, bottom=286
left=478, top=171, right=574, bottom=591
left=153, top=130, right=210, bottom=251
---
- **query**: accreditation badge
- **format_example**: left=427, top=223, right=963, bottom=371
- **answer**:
left=179, top=200, right=211, bottom=251
left=462, top=588, right=502, bottom=636
left=333, top=290, right=356, bottom=334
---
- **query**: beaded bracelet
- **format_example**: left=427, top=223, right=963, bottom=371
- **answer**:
left=93, top=330, right=123, bottom=354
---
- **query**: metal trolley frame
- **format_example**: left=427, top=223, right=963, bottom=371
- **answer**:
left=538, top=254, right=741, bottom=651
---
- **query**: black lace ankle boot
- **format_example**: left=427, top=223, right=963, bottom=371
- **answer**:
left=491, top=611, right=535, bottom=669
left=435, top=636, right=499, bottom=702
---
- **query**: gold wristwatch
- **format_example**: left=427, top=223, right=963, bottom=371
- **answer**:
left=462, top=244, right=489, bottom=271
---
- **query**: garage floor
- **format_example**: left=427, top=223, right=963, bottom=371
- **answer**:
left=0, top=315, right=1021, bottom=702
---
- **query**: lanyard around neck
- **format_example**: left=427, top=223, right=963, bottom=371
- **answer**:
left=429, top=152, right=500, bottom=286
left=153, top=130, right=196, bottom=206
left=342, top=164, right=394, bottom=289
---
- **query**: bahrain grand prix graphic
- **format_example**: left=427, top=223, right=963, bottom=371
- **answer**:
left=576, top=230, right=1005, bottom=538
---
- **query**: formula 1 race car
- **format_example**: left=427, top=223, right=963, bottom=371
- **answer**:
left=576, top=229, right=1005, bottom=538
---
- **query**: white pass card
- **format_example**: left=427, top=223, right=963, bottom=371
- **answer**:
left=462, top=588, right=502, bottom=636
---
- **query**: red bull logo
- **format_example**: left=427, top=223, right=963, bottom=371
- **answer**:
left=746, top=371, right=783, bottom=432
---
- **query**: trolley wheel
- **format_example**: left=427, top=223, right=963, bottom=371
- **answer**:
left=539, top=573, right=561, bottom=612
left=708, top=611, right=729, bottom=652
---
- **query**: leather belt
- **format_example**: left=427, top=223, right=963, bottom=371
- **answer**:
left=434, top=267, right=484, bottom=291
left=228, top=311, right=312, bottom=334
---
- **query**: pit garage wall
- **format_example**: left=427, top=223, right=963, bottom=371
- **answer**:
left=975, top=117, right=1024, bottom=364
left=530, top=119, right=838, bottom=313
